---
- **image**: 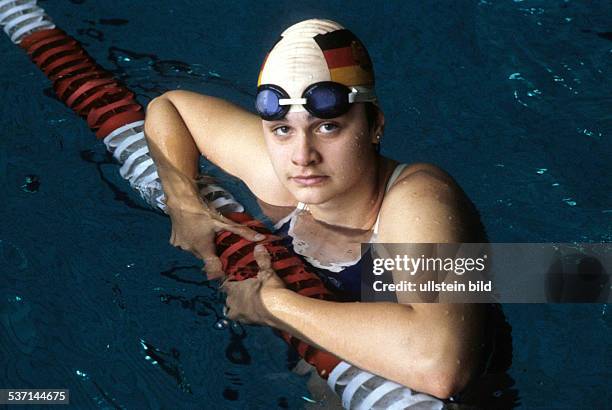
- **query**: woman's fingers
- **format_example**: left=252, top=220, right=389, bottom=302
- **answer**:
left=254, top=244, right=272, bottom=271
left=215, top=217, right=266, bottom=242
left=201, top=253, right=224, bottom=279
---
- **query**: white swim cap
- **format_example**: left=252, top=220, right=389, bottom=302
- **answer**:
left=257, top=19, right=376, bottom=113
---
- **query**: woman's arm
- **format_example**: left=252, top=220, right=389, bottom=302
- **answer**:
left=144, top=90, right=294, bottom=207
left=144, top=94, right=203, bottom=211
left=143, top=91, right=291, bottom=275
left=264, top=291, right=484, bottom=399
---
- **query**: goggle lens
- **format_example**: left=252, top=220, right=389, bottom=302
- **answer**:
left=255, top=87, right=288, bottom=120
left=303, top=83, right=350, bottom=119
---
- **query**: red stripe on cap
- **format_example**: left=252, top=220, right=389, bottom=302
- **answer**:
left=322, top=46, right=355, bottom=69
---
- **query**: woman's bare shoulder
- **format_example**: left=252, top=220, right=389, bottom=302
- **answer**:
left=377, top=162, right=485, bottom=242
left=396, top=162, right=458, bottom=186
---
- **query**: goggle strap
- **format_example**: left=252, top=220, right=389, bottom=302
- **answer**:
left=278, top=97, right=307, bottom=106
left=349, top=88, right=377, bottom=103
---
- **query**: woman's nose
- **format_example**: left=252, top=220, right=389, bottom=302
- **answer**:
left=291, top=133, right=320, bottom=166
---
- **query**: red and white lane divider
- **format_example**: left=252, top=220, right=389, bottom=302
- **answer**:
left=1, top=1, right=443, bottom=408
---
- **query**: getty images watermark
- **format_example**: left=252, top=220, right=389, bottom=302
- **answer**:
left=360, top=243, right=612, bottom=303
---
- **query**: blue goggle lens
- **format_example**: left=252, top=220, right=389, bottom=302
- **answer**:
left=255, top=87, right=288, bottom=120
left=304, top=83, right=350, bottom=119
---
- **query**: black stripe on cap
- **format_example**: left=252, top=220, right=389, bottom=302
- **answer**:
left=313, top=29, right=357, bottom=50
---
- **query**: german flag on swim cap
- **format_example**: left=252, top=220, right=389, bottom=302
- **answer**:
left=313, top=28, right=374, bottom=87
left=257, top=19, right=376, bottom=110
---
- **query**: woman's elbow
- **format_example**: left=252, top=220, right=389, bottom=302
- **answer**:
left=429, top=369, right=471, bottom=399
left=145, top=91, right=182, bottom=118
left=144, top=95, right=174, bottom=141
left=403, top=350, right=477, bottom=399
left=428, top=353, right=481, bottom=399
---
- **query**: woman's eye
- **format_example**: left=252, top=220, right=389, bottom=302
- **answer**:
left=318, top=123, right=338, bottom=134
left=273, top=126, right=291, bottom=136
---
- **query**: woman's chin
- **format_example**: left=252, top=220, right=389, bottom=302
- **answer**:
left=292, top=188, right=333, bottom=206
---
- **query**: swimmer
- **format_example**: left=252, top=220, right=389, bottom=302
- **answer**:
left=144, top=19, right=490, bottom=400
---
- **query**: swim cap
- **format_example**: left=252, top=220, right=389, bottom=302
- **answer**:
left=257, top=19, right=376, bottom=113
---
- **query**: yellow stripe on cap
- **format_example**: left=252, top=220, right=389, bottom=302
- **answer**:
left=329, top=65, right=374, bottom=87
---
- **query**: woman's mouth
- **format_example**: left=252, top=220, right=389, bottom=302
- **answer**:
left=291, top=175, right=329, bottom=186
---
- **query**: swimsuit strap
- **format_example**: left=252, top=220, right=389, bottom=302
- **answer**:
left=372, top=163, right=410, bottom=236
left=294, top=163, right=409, bottom=235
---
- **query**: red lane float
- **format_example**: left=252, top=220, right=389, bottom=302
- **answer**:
left=19, top=28, right=145, bottom=138
left=216, top=212, right=342, bottom=377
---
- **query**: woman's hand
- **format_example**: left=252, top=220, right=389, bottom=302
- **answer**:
left=221, top=245, right=287, bottom=326
left=166, top=203, right=266, bottom=279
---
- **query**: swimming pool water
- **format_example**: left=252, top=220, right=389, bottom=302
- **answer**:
left=1, top=0, right=610, bottom=408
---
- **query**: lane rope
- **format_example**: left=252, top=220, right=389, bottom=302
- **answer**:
left=1, top=2, right=443, bottom=408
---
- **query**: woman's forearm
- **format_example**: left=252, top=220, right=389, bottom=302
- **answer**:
left=144, top=96, right=204, bottom=210
left=264, top=289, right=484, bottom=398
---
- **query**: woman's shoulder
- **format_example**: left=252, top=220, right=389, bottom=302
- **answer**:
left=377, top=161, right=486, bottom=242
left=391, top=162, right=458, bottom=188
left=380, top=161, right=462, bottom=203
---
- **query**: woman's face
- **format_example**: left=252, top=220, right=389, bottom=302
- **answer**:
left=262, top=103, right=379, bottom=205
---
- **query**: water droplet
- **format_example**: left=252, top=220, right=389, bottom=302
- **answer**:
left=76, top=370, right=89, bottom=379
left=214, top=319, right=229, bottom=330
left=562, top=198, right=577, bottom=206
left=536, top=168, right=547, bottom=174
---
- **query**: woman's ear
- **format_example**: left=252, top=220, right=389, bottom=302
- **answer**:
left=370, top=107, right=385, bottom=144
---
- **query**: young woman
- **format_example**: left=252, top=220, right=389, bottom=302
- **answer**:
left=144, top=19, right=491, bottom=400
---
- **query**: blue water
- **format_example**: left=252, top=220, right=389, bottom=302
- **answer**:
left=1, top=0, right=611, bottom=409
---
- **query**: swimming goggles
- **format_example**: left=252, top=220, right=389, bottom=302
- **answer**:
left=255, top=81, right=377, bottom=121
